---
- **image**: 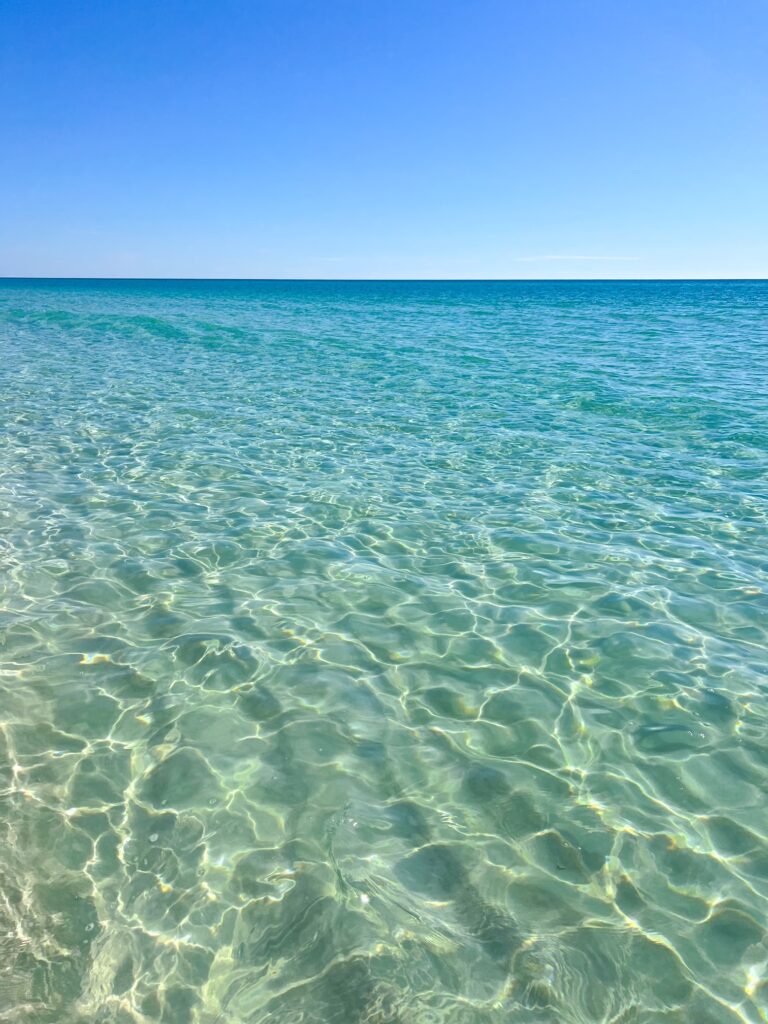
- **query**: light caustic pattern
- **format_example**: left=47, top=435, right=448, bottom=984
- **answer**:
left=0, top=279, right=767, bottom=1024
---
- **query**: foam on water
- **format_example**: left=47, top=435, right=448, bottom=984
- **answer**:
left=1, top=279, right=767, bottom=1023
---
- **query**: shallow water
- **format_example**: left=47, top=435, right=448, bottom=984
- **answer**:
left=1, top=279, right=767, bottom=1023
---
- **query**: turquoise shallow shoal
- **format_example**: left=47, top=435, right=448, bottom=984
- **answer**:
left=1, top=279, right=767, bottom=1023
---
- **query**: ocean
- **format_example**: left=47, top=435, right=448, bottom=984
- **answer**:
left=1, top=279, right=767, bottom=1023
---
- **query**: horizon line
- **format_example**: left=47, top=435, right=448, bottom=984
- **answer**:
left=1, top=276, right=766, bottom=283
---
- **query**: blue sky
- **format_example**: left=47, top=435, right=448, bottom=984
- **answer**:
left=1, top=0, right=766, bottom=278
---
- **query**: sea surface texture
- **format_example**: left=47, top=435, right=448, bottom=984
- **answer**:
left=1, top=279, right=767, bottom=1024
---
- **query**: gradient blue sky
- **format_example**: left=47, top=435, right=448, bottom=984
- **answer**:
left=2, top=0, right=766, bottom=278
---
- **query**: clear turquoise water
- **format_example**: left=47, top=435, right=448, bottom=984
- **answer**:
left=1, top=279, right=767, bottom=1024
